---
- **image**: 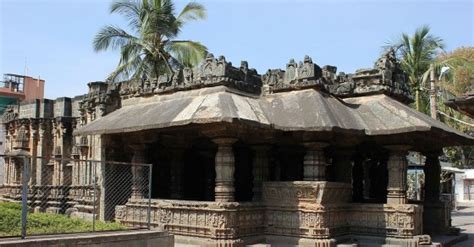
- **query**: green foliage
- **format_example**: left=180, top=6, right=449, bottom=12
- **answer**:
left=387, top=28, right=474, bottom=168
left=94, top=0, right=208, bottom=82
left=0, top=202, right=125, bottom=237
left=388, top=25, right=445, bottom=113
left=434, top=47, right=474, bottom=168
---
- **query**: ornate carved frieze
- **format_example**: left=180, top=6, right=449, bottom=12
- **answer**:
left=115, top=199, right=265, bottom=240
left=329, top=49, right=412, bottom=102
left=263, top=55, right=324, bottom=93
left=119, top=53, right=263, bottom=98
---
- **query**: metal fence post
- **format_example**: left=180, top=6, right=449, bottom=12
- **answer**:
left=92, top=160, right=97, bottom=232
left=147, top=164, right=152, bottom=230
left=21, top=156, right=30, bottom=239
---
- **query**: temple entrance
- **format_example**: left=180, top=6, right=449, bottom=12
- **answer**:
left=270, top=146, right=304, bottom=181
left=352, top=143, right=389, bottom=203
left=182, top=138, right=216, bottom=201
left=234, top=143, right=253, bottom=201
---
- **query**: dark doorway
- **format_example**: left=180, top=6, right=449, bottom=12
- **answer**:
left=234, top=143, right=253, bottom=201
left=182, top=139, right=216, bottom=201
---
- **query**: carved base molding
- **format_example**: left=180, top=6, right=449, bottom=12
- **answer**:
left=116, top=199, right=265, bottom=240
left=114, top=182, right=427, bottom=246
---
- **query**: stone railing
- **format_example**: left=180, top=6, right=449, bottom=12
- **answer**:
left=263, top=182, right=423, bottom=239
left=115, top=199, right=265, bottom=240
left=263, top=182, right=352, bottom=239
left=0, top=184, right=22, bottom=200
left=348, top=203, right=423, bottom=237
left=113, top=182, right=425, bottom=245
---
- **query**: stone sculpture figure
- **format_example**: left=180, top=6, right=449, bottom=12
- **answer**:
left=298, top=55, right=313, bottom=79
left=284, top=59, right=298, bottom=84
left=322, top=65, right=337, bottom=82
left=214, top=56, right=227, bottom=77
left=172, top=69, right=184, bottom=87
left=158, top=74, right=170, bottom=88
left=183, top=67, right=193, bottom=85
left=203, top=53, right=215, bottom=78
left=262, top=69, right=284, bottom=87
left=376, top=49, right=397, bottom=83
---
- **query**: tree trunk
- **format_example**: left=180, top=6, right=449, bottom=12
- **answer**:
left=415, top=89, right=421, bottom=111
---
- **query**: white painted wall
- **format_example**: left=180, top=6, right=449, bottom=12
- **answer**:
left=455, top=169, right=474, bottom=202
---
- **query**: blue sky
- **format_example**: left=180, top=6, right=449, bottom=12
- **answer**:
left=1, top=0, right=473, bottom=99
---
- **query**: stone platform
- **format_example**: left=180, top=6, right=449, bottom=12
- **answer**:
left=0, top=230, right=173, bottom=247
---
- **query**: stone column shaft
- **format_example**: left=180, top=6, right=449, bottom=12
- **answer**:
left=252, top=145, right=270, bottom=201
left=213, top=138, right=237, bottom=202
left=303, top=142, right=328, bottom=181
left=131, top=145, right=147, bottom=199
left=424, top=152, right=441, bottom=203
left=386, top=146, right=409, bottom=204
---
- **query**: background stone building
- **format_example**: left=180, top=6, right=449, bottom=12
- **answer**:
left=1, top=50, right=473, bottom=246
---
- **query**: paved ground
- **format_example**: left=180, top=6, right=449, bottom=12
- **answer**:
left=452, top=201, right=474, bottom=247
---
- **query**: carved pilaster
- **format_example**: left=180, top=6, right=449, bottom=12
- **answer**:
left=251, top=145, right=271, bottom=201
left=386, top=145, right=409, bottom=204
left=303, top=142, right=328, bottom=181
left=423, top=151, right=442, bottom=203
left=29, top=120, right=39, bottom=185
left=213, top=138, right=237, bottom=202
left=130, top=144, right=147, bottom=199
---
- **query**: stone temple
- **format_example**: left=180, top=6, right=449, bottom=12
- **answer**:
left=1, top=50, right=473, bottom=246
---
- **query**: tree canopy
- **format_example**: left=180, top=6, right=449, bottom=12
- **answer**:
left=93, top=0, right=208, bottom=82
left=389, top=25, right=445, bottom=112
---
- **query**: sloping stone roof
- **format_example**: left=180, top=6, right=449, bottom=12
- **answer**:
left=74, top=86, right=472, bottom=147
left=445, top=89, right=474, bottom=118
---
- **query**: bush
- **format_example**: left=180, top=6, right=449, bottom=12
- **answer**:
left=0, top=202, right=125, bottom=237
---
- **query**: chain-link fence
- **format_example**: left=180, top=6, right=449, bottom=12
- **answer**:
left=0, top=154, right=152, bottom=239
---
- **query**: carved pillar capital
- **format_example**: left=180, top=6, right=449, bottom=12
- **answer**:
left=213, top=137, right=238, bottom=202
left=212, top=137, right=238, bottom=146
left=303, top=142, right=328, bottom=181
left=386, top=145, right=410, bottom=204
left=303, top=142, right=329, bottom=150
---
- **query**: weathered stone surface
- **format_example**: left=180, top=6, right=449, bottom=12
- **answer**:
left=329, top=49, right=412, bottom=103
left=73, top=86, right=473, bottom=148
left=1, top=51, right=472, bottom=247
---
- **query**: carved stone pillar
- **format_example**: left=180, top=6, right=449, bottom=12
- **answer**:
left=386, top=146, right=409, bottom=204
left=130, top=145, right=147, bottom=199
left=333, top=149, right=354, bottom=184
left=423, top=151, right=442, bottom=203
left=213, top=138, right=237, bottom=202
left=303, top=142, right=328, bottom=181
left=36, top=121, right=47, bottom=185
left=422, top=150, right=450, bottom=234
left=29, top=122, right=38, bottom=185
left=252, top=145, right=271, bottom=201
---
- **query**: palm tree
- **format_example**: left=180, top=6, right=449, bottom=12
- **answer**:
left=93, top=0, right=208, bottom=82
left=389, top=25, right=445, bottom=112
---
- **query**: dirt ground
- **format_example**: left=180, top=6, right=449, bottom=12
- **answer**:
left=451, top=201, right=474, bottom=247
